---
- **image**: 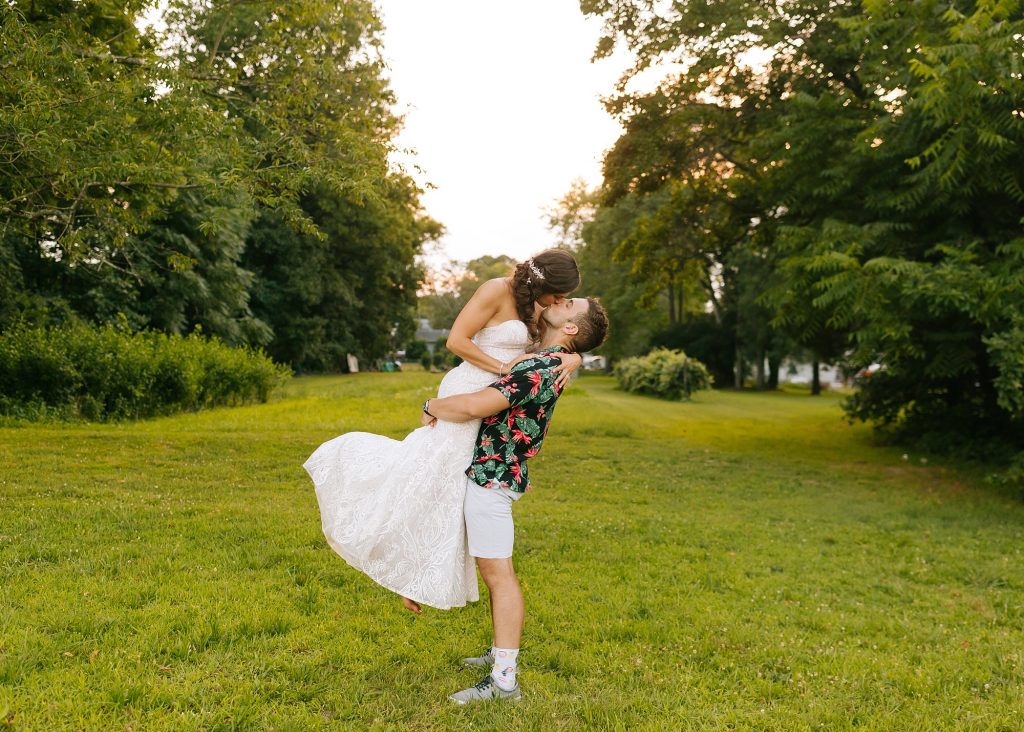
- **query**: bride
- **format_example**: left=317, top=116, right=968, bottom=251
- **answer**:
left=303, top=250, right=583, bottom=612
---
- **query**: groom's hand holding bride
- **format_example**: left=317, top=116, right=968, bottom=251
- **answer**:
left=507, top=351, right=583, bottom=391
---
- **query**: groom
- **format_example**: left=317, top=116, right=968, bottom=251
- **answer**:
left=420, top=296, right=610, bottom=703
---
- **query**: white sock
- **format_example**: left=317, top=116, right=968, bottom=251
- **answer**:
left=491, top=647, right=519, bottom=690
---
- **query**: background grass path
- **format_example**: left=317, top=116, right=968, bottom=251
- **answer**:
left=2, top=374, right=1022, bottom=730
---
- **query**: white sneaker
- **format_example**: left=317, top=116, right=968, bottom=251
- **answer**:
left=449, top=674, right=521, bottom=704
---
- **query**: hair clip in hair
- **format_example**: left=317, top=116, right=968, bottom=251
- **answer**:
left=526, top=259, right=545, bottom=281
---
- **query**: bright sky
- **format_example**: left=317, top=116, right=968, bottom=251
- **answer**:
left=377, top=1, right=631, bottom=266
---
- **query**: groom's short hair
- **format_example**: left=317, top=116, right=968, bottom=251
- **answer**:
left=569, top=298, right=609, bottom=354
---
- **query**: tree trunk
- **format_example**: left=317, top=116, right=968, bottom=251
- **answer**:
left=734, top=348, right=744, bottom=389
left=667, top=279, right=676, bottom=325
left=755, top=347, right=766, bottom=390
left=811, top=358, right=821, bottom=396
left=768, top=354, right=781, bottom=390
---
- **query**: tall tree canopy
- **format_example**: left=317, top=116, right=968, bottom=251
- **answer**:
left=1, top=0, right=439, bottom=365
left=577, top=0, right=1024, bottom=457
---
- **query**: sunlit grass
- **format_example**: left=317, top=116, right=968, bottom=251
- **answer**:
left=2, top=374, right=1021, bottom=730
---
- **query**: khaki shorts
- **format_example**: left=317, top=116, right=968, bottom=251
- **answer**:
left=464, top=477, right=522, bottom=559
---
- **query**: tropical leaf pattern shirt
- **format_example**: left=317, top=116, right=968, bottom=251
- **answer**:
left=465, top=347, right=566, bottom=493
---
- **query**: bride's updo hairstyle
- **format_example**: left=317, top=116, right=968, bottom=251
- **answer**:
left=511, top=249, right=581, bottom=339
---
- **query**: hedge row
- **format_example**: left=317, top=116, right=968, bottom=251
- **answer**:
left=614, top=347, right=713, bottom=400
left=0, top=323, right=291, bottom=421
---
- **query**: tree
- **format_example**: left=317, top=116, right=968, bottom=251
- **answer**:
left=162, top=0, right=396, bottom=233
left=582, top=0, right=1024, bottom=458
left=245, top=175, right=439, bottom=372
left=14, top=187, right=271, bottom=345
left=1, top=0, right=438, bottom=375
left=4, top=0, right=397, bottom=251
left=1, top=3, right=220, bottom=257
left=546, top=185, right=671, bottom=362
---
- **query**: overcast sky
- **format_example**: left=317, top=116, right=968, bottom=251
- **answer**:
left=377, top=1, right=631, bottom=266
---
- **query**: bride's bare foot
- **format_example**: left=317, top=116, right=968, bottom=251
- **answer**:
left=401, top=596, right=422, bottom=615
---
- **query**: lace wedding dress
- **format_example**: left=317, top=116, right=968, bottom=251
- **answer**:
left=303, top=320, right=531, bottom=609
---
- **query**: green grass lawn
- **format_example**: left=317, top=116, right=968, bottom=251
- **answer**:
left=2, top=374, right=1022, bottom=730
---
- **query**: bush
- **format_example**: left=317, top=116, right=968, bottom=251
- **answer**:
left=0, top=322, right=291, bottom=421
left=404, top=339, right=428, bottom=361
left=433, top=337, right=462, bottom=370
left=650, top=315, right=736, bottom=388
left=614, top=348, right=713, bottom=401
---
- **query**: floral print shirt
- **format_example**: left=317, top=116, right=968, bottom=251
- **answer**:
left=465, top=347, right=566, bottom=493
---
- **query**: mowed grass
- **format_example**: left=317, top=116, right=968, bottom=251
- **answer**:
left=2, top=373, right=1022, bottom=731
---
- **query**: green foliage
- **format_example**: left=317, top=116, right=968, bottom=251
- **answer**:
left=0, top=322, right=289, bottom=420
left=581, top=0, right=1024, bottom=459
left=403, top=339, right=428, bottom=361
left=161, top=0, right=396, bottom=233
left=650, top=315, right=737, bottom=389
left=547, top=189, right=672, bottom=362
left=5, top=188, right=272, bottom=345
left=0, top=4, right=213, bottom=254
left=615, top=347, right=712, bottom=400
left=243, top=176, right=435, bottom=372
left=1, top=0, right=438, bottom=372
left=838, top=239, right=1024, bottom=455
left=1, top=0, right=396, bottom=251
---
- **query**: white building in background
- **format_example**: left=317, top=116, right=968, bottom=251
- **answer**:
left=778, top=359, right=848, bottom=387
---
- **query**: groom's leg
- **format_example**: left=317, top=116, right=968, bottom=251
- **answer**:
left=476, top=557, right=523, bottom=648
left=460, top=480, right=524, bottom=697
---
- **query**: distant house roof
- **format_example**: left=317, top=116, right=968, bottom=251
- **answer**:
left=416, top=318, right=450, bottom=343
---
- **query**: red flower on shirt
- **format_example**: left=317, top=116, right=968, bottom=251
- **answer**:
left=505, top=405, right=525, bottom=428
left=511, top=428, right=531, bottom=445
left=509, top=463, right=522, bottom=481
left=527, top=371, right=543, bottom=395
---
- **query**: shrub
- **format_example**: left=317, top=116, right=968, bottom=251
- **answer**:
left=404, top=339, right=428, bottom=361
left=650, top=316, right=735, bottom=388
left=614, top=348, right=713, bottom=400
left=0, top=322, right=291, bottom=421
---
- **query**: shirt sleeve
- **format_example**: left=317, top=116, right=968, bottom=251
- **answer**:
left=489, top=363, right=558, bottom=408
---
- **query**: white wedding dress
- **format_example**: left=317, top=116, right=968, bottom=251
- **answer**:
left=303, top=320, right=531, bottom=609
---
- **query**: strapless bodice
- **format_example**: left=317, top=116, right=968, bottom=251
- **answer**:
left=471, top=319, right=531, bottom=359
left=436, top=320, right=531, bottom=398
